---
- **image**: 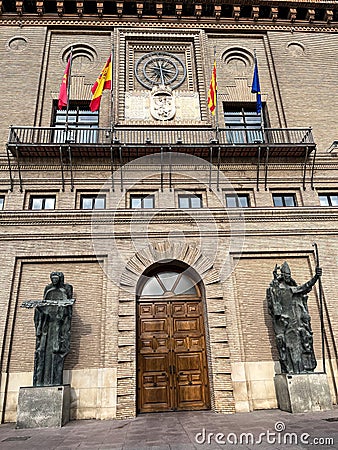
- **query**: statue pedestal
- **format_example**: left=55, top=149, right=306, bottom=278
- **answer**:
left=274, top=373, right=332, bottom=413
left=16, top=385, right=70, bottom=428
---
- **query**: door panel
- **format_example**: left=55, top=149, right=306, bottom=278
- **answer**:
left=172, top=301, right=209, bottom=410
left=137, top=299, right=210, bottom=413
left=138, top=302, right=171, bottom=412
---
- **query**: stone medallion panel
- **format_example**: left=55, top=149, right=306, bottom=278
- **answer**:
left=116, top=29, right=207, bottom=124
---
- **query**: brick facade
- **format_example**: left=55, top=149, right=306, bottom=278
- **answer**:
left=1, top=0, right=338, bottom=422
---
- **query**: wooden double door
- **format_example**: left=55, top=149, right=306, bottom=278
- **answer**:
left=137, top=299, right=210, bottom=413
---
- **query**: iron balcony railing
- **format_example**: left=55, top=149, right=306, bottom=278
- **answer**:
left=5, top=125, right=317, bottom=192
left=8, top=125, right=314, bottom=149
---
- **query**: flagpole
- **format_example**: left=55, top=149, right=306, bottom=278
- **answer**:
left=214, top=46, right=220, bottom=142
left=253, top=49, right=264, bottom=141
left=65, top=47, right=73, bottom=130
left=110, top=43, right=114, bottom=138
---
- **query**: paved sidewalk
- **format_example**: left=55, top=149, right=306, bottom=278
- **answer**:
left=1, top=408, right=338, bottom=450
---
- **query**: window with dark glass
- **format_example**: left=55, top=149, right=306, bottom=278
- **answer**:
left=0, top=196, right=4, bottom=210
left=80, top=194, right=106, bottom=210
left=318, top=194, right=338, bottom=206
left=272, top=194, right=296, bottom=207
left=53, top=101, right=99, bottom=144
left=30, top=196, right=56, bottom=210
left=178, top=194, right=202, bottom=209
left=224, top=103, right=264, bottom=144
left=225, top=194, right=250, bottom=208
left=130, top=194, right=155, bottom=209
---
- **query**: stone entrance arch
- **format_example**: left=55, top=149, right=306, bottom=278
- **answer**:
left=116, top=241, right=235, bottom=419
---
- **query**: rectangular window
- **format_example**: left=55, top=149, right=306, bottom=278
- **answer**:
left=178, top=194, right=202, bottom=209
left=53, top=101, right=99, bottom=144
left=0, top=196, right=4, bottom=210
left=30, top=196, right=56, bottom=210
left=80, top=194, right=106, bottom=210
left=273, top=194, right=296, bottom=207
left=225, top=194, right=250, bottom=208
left=130, top=194, right=155, bottom=209
left=319, top=194, right=338, bottom=206
left=224, top=104, right=264, bottom=144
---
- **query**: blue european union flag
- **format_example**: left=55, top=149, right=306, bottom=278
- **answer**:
left=251, top=60, right=262, bottom=115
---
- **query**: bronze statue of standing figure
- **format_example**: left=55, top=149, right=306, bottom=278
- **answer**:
left=266, top=262, right=322, bottom=374
left=33, top=272, right=75, bottom=386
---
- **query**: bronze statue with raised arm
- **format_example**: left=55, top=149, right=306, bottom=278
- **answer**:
left=267, top=262, right=322, bottom=374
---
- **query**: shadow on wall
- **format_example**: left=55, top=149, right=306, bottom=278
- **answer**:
left=64, top=304, right=92, bottom=370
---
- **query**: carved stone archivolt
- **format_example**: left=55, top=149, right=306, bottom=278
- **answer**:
left=120, top=241, right=220, bottom=289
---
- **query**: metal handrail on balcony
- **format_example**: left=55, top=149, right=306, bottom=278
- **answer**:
left=5, top=125, right=317, bottom=193
left=7, top=125, right=315, bottom=148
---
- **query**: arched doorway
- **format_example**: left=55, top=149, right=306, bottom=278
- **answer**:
left=137, top=267, right=211, bottom=413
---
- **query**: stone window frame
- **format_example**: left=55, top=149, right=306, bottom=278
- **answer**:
left=79, top=193, right=106, bottom=210
left=318, top=192, right=338, bottom=207
left=272, top=193, right=297, bottom=207
left=24, top=190, right=59, bottom=210
left=178, top=192, right=203, bottom=209
left=28, top=195, right=57, bottom=211
left=126, top=190, right=157, bottom=209
left=224, top=192, right=251, bottom=208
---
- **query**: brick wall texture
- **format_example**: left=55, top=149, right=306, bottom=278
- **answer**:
left=1, top=20, right=338, bottom=421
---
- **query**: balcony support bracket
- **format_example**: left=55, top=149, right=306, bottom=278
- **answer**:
left=209, top=147, right=213, bottom=191
left=68, top=145, right=74, bottom=192
left=216, top=146, right=221, bottom=191
left=110, top=145, right=115, bottom=192
left=160, top=147, right=164, bottom=192
left=264, top=146, right=269, bottom=191
left=256, top=146, right=261, bottom=191
left=169, top=148, right=172, bottom=192
left=15, top=145, right=23, bottom=193
left=6, top=144, right=14, bottom=192
left=119, top=146, right=124, bottom=192
left=302, top=146, right=309, bottom=190
left=311, top=146, right=317, bottom=190
left=59, top=145, right=65, bottom=192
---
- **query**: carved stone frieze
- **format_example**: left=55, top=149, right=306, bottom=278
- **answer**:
left=1, top=18, right=338, bottom=34
left=124, top=90, right=200, bottom=122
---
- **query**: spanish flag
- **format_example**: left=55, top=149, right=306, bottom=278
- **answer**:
left=90, top=56, right=112, bottom=112
left=58, top=58, right=71, bottom=110
left=207, top=60, right=217, bottom=115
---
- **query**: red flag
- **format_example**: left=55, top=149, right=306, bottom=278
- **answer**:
left=58, top=59, right=71, bottom=110
left=90, top=56, right=112, bottom=112
left=207, top=60, right=217, bottom=115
